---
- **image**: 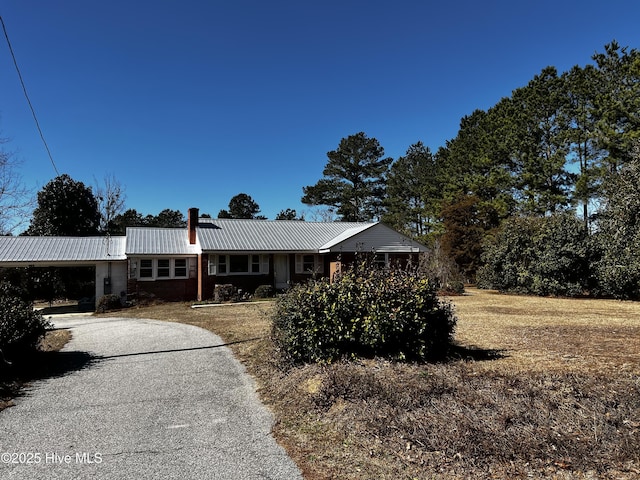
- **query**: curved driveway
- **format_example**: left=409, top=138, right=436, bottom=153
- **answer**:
left=0, top=316, right=302, bottom=479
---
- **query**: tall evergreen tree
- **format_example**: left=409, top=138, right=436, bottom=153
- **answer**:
left=510, top=67, right=573, bottom=215
left=25, top=174, right=100, bottom=236
left=109, top=208, right=146, bottom=235
left=563, top=64, right=604, bottom=229
left=275, top=208, right=303, bottom=220
left=147, top=209, right=186, bottom=227
left=218, top=193, right=263, bottom=219
left=302, top=132, right=392, bottom=222
left=440, top=108, right=516, bottom=221
left=384, top=142, right=441, bottom=241
left=109, top=208, right=187, bottom=234
left=592, top=41, right=640, bottom=173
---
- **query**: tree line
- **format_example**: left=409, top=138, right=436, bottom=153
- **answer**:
left=300, top=42, right=640, bottom=298
left=1, top=41, right=638, bottom=299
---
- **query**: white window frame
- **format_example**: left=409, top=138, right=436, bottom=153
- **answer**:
left=133, top=258, right=190, bottom=280
left=374, top=253, right=390, bottom=268
left=174, top=258, right=188, bottom=277
left=157, top=258, right=171, bottom=278
left=208, top=254, right=268, bottom=276
left=208, top=255, right=217, bottom=275
left=295, top=254, right=324, bottom=274
left=139, top=259, right=153, bottom=278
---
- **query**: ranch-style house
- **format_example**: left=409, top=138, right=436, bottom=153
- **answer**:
left=0, top=208, right=428, bottom=304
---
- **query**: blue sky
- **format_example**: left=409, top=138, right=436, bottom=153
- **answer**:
left=1, top=1, right=639, bottom=224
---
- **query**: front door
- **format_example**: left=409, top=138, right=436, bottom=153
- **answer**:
left=274, top=254, right=290, bottom=290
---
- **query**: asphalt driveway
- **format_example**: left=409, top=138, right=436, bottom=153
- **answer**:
left=0, top=316, right=302, bottom=479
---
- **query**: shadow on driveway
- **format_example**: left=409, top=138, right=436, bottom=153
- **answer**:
left=1, top=349, right=98, bottom=408
left=99, top=337, right=262, bottom=360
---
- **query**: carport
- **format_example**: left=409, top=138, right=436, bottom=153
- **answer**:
left=0, top=235, right=128, bottom=305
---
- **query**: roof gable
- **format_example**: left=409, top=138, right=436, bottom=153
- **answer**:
left=319, top=223, right=428, bottom=253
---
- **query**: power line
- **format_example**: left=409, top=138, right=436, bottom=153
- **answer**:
left=1, top=14, right=60, bottom=176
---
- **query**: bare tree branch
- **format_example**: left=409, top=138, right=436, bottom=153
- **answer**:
left=94, top=173, right=126, bottom=234
left=0, top=137, right=34, bottom=234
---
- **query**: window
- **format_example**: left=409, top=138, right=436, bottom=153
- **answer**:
left=230, top=255, right=249, bottom=273
left=140, top=259, right=153, bottom=278
left=174, top=259, right=187, bottom=277
left=157, top=259, right=170, bottom=278
left=302, top=254, right=315, bottom=271
left=208, top=254, right=267, bottom=276
left=295, top=254, right=324, bottom=274
left=251, top=255, right=261, bottom=273
left=218, top=255, right=227, bottom=274
left=374, top=253, right=389, bottom=268
left=208, top=256, right=217, bottom=275
left=135, top=258, right=190, bottom=280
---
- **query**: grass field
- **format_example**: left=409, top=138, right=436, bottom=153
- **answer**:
left=101, top=289, right=640, bottom=479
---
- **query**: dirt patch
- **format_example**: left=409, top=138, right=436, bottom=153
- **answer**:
left=38, top=329, right=72, bottom=352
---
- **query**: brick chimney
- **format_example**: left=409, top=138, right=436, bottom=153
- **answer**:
left=188, top=207, right=199, bottom=244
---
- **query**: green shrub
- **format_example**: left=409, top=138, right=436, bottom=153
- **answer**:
left=593, top=153, right=640, bottom=299
left=96, top=294, right=122, bottom=313
left=478, top=213, right=591, bottom=296
left=254, top=284, right=274, bottom=298
left=213, top=284, right=238, bottom=302
left=0, top=282, right=51, bottom=355
left=271, top=263, right=456, bottom=364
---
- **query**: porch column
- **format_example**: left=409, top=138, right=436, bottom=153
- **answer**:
left=197, top=254, right=203, bottom=301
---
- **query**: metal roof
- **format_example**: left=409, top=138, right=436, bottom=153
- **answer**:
left=0, top=235, right=126, bottom=265
left=0, top=221, right=427, bottom=264
left=125, top=227, right=200, bottom=255
left=196, top=218, right=376, bottom=252
left=318, top=224, right=377, bottom=251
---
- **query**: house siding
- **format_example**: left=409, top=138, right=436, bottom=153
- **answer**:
left=129, top=277, right=198, bottom=301
left=95, top=261, right=128, bottom=299
left=198, top=251, right=422, bottom=299
left=200, top=253, right=274, bottom=300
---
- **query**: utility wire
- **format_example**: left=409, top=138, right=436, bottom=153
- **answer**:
left=1, top=14, right=60, bottom=176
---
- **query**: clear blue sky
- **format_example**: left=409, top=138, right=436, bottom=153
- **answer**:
left=1, top=1, right=639, bottom=223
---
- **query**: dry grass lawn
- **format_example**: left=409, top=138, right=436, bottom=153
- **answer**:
left=100, top=289, right=640, bottom=479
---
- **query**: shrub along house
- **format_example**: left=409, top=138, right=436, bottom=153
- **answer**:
left=0, top=208, right=428, bottom=304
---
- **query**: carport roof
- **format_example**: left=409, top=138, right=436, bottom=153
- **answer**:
left=0, top=235, right=127, bottom=265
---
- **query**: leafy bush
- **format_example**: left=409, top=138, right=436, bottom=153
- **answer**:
left=478, top=213, right=592, bottom=296
left=96, top=294, right=122, bottom=313
left=0, top=282, right=51, bottom=355
left=213, top=284, right=239, bottom=302
left=440, top=280, right=465, bottom=295
left=254, top=284, right=274, bottom=298
left=271, top=263, right=456, bottom=364
left=593, top=152, right=640, bottom=299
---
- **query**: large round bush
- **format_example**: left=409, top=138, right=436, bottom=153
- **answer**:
left=271, top=264, right=456, bottom=364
